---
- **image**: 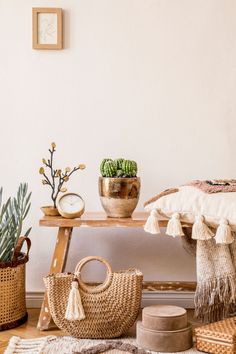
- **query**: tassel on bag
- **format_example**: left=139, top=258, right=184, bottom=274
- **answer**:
left=166, top=212, right=184, bottom=237
left=192, top=215, right=214, bottom=240
left=65, top=278, right=85, bottom=321
left=144, top=209, right=161, bottom=234
left=215, top=218, right=234, bottom=244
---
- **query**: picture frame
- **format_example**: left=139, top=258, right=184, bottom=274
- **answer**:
left=32, top=8, right=63, bottom=50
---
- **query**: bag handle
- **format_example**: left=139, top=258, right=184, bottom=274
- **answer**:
left=74, top=256, right=113, bottom=293
left=12, top=236, right=31, bottom=263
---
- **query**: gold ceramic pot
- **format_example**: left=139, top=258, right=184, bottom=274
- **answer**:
left=98, top=177, right=141, bottom=218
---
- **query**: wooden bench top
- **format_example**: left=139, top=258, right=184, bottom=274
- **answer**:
left=39, top=211, right=192, bottom=228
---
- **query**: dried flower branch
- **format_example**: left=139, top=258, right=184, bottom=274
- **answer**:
left=39, top=142, right=86, bottom=208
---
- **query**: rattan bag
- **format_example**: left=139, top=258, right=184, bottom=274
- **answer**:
left=44, top=256, right=143, bottom=338
left=0, top=236, right=31, bottom=331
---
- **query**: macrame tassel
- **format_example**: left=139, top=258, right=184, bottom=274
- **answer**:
left=144, top=209, right=160, bottom=234
left=215, top=218, right=234, bottom=244
left=192, top=215, right=214, bottom=240
left=166, top=212, right=184, bottom=237
left=65, top=279, right=85, bottom=321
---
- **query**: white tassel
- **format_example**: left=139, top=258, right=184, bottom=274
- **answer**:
left=65, top=279, right=85, bottom=321
left=192, top=215, right=214, bottom=240
left=144, top=209, right=160, bottom=234
left=166, top=212, right=184, bottom=237
left=215, top=218, right=234, bottom=244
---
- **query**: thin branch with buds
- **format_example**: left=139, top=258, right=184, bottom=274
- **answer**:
left=39, top=143, right=86, bottom=208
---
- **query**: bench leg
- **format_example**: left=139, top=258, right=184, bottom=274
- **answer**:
left=37, top=227, right=73, bottom=330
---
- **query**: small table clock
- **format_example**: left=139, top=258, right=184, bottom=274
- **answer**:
left=57, top=193, right=85, bottom=219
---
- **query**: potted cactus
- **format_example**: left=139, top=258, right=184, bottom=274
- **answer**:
left=99, top=158, right=141, bottom=218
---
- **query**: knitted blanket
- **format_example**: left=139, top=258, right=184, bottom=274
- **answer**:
left=186, top=180, right=236, bottom=321
left=194, top=235, right=236, bottom=322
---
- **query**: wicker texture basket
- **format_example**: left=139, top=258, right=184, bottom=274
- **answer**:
left=0, top=237, right=31, bottom=331
left=44, top=256, right=143, bottom=339
left=195, top=317, right=236, bottom=354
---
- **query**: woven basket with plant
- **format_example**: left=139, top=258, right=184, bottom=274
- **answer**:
left=0, top=183, right=31, bottom=331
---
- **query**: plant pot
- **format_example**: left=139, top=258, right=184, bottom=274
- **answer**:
left=98, top=177, right=141, bottom=218
left=0, top=237, right=31, bottom=331
left=41, top=206, right=60, bottom=216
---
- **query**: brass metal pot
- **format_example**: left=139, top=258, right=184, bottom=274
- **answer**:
left=98, top=177, right=141, bottom=218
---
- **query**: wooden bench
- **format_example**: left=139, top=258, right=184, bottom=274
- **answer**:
left=37, top=212, right=194, bottom=330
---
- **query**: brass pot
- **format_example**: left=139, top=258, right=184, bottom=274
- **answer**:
left=98, top=177, right=141, bottom=218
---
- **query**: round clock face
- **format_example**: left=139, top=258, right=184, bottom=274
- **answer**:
left=57, top=193, right=85, bottom=218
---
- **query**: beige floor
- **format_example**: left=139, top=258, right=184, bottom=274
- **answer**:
left=0, top=308, right=200, bottom=354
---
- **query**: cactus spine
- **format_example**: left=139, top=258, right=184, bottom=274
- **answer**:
left=122, top=160, right=137, bottom=177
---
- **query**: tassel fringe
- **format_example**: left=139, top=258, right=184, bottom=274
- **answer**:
left=65, top=279, right=85, bottom=321
left=144, top=209, right=160, bottom=234
left=194, top=275, right=236, bottom=322
left=215, top=218, right=234, bottom=244
left=166, top=212, right=184, bottom=237
left=192, top=215, right=214, bottom=240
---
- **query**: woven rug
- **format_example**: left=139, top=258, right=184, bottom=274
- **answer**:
left=4, top=336, right=202, bottom=354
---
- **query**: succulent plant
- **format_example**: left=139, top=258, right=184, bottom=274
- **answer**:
left=100, top=158, right=138, bottom=178
left=100, top=158, right=112, bottom=177
left=0, top=183, right=31, bottom=263
left=122, top=160, right=137, bottom=177
left=114, top=158, right=124, bottom=170
left=39, top=142, right=86, bottom=208
left=103, top=160, right=117, bottom=177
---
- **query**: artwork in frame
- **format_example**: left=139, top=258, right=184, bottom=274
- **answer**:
left=32, top=8, right=63, bottom=50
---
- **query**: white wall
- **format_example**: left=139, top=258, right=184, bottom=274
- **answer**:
left=1, top=0, right=236, bottom=292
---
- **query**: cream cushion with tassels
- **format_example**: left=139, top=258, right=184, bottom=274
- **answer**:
left=144, top=186, right=236, bottom=244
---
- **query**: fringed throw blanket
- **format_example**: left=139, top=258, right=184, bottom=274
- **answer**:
left=144, top=180, right=236, bottom=322
left=195, top=236, right=236, bottom=322
left=192, top=180, right=236, bottom=321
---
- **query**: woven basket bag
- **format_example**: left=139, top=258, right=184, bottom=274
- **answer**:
left=0, top=236, right=31, bottom=331
left=44, top=256, right=143, bottom=339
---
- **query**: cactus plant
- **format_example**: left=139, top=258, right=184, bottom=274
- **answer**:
left=117, top=169, right=124, bottom=177
left=100, top=158, right=138, bottom=178
left=100, top=158, right=112, bottom=177
left=103, top=160, right=117, bottom=177
left=122, top=160, right=137, bottom=177
left=114, top=158, right=124, bottom=170
left=131, top=160, right=137, bottom=176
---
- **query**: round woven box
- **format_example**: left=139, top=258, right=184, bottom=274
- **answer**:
left=137, top=321, right=192, bottom=353
left=142, top=305, right=188, bottom=331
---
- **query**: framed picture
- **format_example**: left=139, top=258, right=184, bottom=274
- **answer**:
left=32, top=8, right=63, bottom=50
